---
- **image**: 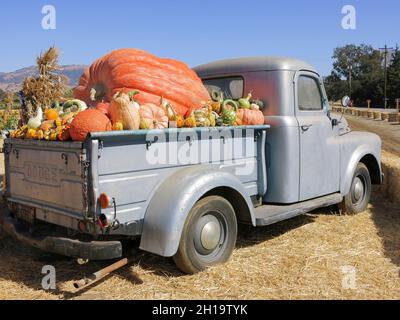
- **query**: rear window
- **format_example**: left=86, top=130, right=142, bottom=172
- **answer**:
left=202, top=77, right=244, bottom=100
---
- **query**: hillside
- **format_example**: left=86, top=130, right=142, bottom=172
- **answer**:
left=0, top=65, right=86, bottom=92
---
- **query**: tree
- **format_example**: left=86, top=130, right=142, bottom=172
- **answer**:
left=326, top=44, right=384, bottom=107
left=0, top=88, right=5, bottom=101
left=387, top=47, right=400, bottom=107
left=353, top=49, right=384, bottom=107
left=324, top=73, right=348, bottom=102
left=21, top=46, right=67, bottom=123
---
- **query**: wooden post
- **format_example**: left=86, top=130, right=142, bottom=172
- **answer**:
left=367, top=100, right=371, bottom=110
left=396, top=98, right=400, bottom=111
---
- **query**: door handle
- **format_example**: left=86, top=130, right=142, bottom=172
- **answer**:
left=301, top=124, right=312, bottom=132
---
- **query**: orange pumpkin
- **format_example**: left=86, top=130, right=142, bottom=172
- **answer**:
left=96, top=102, right=111, bottom=117
left=73, top=49, right=210, bottom=116
left=236, top=108, right=264, bottom=126
left=45, top=108, right=59, bottom=120
left=69, top=109, right=112, bottom=141
left=139, top=103, right=168, bottom=129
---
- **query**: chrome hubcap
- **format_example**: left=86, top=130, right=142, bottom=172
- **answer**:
left=353, top=177, right=364, bottom=202
left=200, top=220, right=221, bottom=250
left=194, top=215, right=222, bottom=253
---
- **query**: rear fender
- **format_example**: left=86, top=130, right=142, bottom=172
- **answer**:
left=139, top=165, right=255, bottom=257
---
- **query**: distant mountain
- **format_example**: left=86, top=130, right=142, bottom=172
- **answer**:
left=0, top=65, right=87, bottom=92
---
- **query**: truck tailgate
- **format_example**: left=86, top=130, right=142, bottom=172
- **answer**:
left=4, top=139, right=88, bottom=217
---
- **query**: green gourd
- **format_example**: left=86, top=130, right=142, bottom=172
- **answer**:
left=221, top=100, right=238, bottom=125
left=238, top=93, right=252, bottom=109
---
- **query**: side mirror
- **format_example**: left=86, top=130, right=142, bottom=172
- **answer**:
left=341, top=95, right=351, bottom=107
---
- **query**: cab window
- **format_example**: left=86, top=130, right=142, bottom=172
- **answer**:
left=298, top=76, right=323, bottom=111
left=202, top=77, right=244, bottom=100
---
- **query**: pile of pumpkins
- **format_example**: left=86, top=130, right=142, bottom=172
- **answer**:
left=10, top=89, right=264, bottom=142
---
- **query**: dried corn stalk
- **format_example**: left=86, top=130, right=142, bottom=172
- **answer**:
left=21, top=46, right=67, bottom=123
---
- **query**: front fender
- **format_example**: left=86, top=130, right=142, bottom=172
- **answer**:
left=139, top=165, right=255, bottom=257
left=340, top=131, right=382, bottom=195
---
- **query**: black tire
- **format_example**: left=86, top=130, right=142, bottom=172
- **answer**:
left=340, top=162, right=371, bottom=214
left=173, top=196, right=237, bottom=274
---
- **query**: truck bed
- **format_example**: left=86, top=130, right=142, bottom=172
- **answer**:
left=4, top=126, right=269, bottom=235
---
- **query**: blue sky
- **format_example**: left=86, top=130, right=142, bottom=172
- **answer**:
left=0, top=0, right=398, bottom=75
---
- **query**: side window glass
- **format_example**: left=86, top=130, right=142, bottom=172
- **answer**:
left=298, top=76, right=323, bottom=111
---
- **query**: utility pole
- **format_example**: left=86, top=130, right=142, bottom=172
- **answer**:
left=379, top=45, right=394, bottom=109
left=348, top=65, right=352, bottom=97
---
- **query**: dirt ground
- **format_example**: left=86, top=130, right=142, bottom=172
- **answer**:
left=0, top=117, right=399, bottom=300
left=345, top=114, right=400, bottom=156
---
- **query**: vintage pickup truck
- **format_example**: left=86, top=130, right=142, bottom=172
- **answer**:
left=0, top=57, right=383, bottom=274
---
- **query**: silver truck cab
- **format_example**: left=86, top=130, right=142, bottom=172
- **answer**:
left=195, top=56, right=383, bottom=206
left=1, top=57, right=383, bottom=274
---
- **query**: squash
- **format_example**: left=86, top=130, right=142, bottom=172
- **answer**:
left=40, top=120, right=55, bottom=131
left=58, top=125, right=71, bottom=141
left=183, top=116, right=196, bottom=128
left=69, top=109, right=112, bottom=141
left=236, top=107, right=264, bottom=126
left=110, top=90, right=140, bottom=130
left=62, top=112, right=76, bottom=125
left=221, top=100, right=238, bottom=125
left=161, top=99, right=184, bottom=128
left=26, top=129, right=37, bottom=140
left=238, top=93, right=252, bottom=109
left=207, top=107, right=219, bottom=127
left=113, top=122, right=124, bottom=131
left=36, top=129, right=44, bottom=140
left=55, top=117, right=62, bottom=127
left=73, top=48, right=210, bottom=116
left=139, top=103, right=169, bottom=129
left=192, top=109, right=210, bottom=127
left=63, top=99, right=87, bottom=113
left=27, top=107, right=43, bottom=129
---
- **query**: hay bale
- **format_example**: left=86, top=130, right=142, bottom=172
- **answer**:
left=367, top=111, right=374, bottom=119
left=373, top=150, right=400, bottom=204
left=387, top=113, right=399, bottom=123
left=373, top=111, right=381, bottom=120
left=381, top=113, right=389, bottom=121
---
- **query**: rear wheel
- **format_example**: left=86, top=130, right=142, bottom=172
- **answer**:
left=173, top=196, right=237, bottom=274
left=340, top=163, right=371, bottom=214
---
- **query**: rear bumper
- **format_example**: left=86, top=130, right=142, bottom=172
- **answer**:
left=0, top=211, right=122, bottom=260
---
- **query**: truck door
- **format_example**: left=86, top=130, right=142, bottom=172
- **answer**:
left=295, top=71, right=340, bottom=201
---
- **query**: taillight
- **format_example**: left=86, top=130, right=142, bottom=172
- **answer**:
left=99, top=193, right=110, bottom=209
left=98, top=214, right=108, bottom=229
left=78, top=220, right=87, bottom=232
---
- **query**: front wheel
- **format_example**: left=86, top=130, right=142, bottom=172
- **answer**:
left=340, top=162, right=371, bottom=214
left=173, top=196, right=237, bottom=274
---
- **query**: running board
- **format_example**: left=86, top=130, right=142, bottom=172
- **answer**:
left=254, top=193, right=343, bottom=226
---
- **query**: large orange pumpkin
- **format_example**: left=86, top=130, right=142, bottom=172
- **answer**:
left=73, top=49, right=210, bottom=116
left=69, top=109, right=112, bottom=141
left=236, top=108, right=264, bottom=126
